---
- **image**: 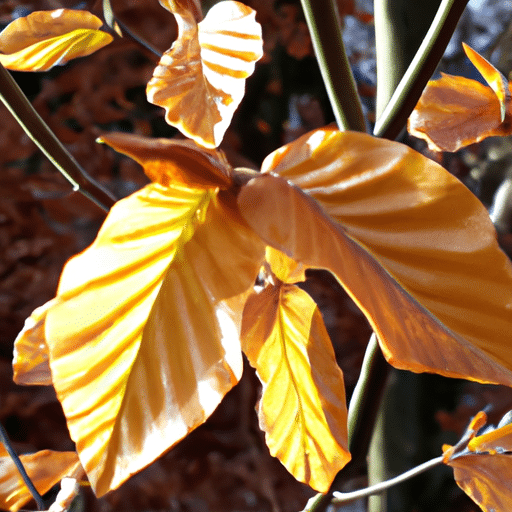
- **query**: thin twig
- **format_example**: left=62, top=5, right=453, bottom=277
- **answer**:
left=0, top=422, right=45, bottom=510
left=300, top=0, right=367, bottom=132
left=0, top=63, right=117, bottom=212
left=331, top=455, right=444, bottom=505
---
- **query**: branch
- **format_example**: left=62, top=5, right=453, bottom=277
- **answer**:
left=300, top=0, right=366, bottom=132
left=373, top=0, right=469, bottom=139
left=0, top=63, right=117, bottom=212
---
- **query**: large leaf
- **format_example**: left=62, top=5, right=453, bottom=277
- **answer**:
left=146, top=0, right=263, bottom=148
left=444, top=411, right=512, bottom=512
left=0, top=10, right=113, bottom=71
left=242, top=274, right=350, bottom=492
left=408, top=43, right=512, bottom=151
left=237, top=130, right=512, bottom=385
left=0, top=445, right=81, bottom=512
left=14, top=143, right=265, bottom=495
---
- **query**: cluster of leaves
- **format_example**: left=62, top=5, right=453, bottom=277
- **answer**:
left=3, top=1, right=512, bottom=512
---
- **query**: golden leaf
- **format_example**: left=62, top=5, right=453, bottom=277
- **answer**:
left=408, top=43, right=512, bottom=151
left=242, top=281, right=350, bottom=492
left=237, top=128, right=512, bottom=386
left=0, top=10, right=113, bottom=71
left=14, top=149, right=264, bottom=495
left=265, top=246, right=306, bottom=284
left=0, top=445, right=81, bottom=512
left=13, top=299, right=54, bottom=386
left=147, top=0, right=263, bottom=148
left=462, top=42, right=510, bottom=122
left=444, top=411, right=512, bottom=512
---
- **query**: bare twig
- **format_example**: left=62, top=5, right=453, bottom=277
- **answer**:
left=0, top=63, right=117, bottom=212
left=331, top=456, right=444, bottom=505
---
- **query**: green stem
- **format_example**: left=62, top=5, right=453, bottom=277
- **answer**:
left=301, top=334, right=391, bottom=512
left=374, top=0, right=442, bottom=121
left=373, top=0, right=469, bottom=139
left=0, top=64, right=117, bottom=212
left=0, top=422, right=45, bottom=510
left=331, top=455, right=444, bottom=505
left=300, top=0, right=366, bottom=132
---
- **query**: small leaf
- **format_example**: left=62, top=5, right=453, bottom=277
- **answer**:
left=14, top=138, right=265, bottom=495
left=98, top=132, right=233, bottom=189
left=444, top=412, right=512, bottom=512
left=0, top=10, right=113, bottom=71
left=147, top=1, right=263, bottom=148
left=242, top=282, right=350, bottom=492
left=237, top=128, right=512, bottom=386
left=463, top=42, right=510, bottom=122
left=13, top=299, right=54, bottom=386
left=265, top=246, right=306, bottom=284
left=0, top=445, right=81, bottom=512
left=408, top=44, right=512, bottom=151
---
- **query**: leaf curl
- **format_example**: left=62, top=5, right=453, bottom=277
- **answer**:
left=146, top=0, right=263, bottom=148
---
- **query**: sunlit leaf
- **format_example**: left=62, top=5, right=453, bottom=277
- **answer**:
left=408, top=44, right=512, bottom=151
left=0, top=445, right=81, bottom=512
left=443, top=411, right=512, bottom=512
left=14, top=136, right=265, bottom=495
left=98, top=132, right=233, bottom=189
left=463, top=42, right=510, bottom=122
left=13, top=299, right=54, bottom=386
left=147, top=0, right=263, bottom=148
left=47, top=476, right=81, bottom=512
left=0, top=10, right=113, bottom=71
left=159, top=0, right=203, bottom=23
left=237, top=128, right=512, bottom=386
left=265, top=246, right=306, bottom=284
left=242, top=278, right=350, bottom=492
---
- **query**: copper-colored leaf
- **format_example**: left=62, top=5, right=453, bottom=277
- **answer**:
left=0, top=445, right=81, bottom=512
left=0, top=10, right=113, bottom=71
left=237, top=128, right=512, bottom=385
left=408, top=44, right=512, bottom=151
left=14, top=171, right=264, bottom=495
left=242, top=281, right=350, bottom=492
left=444, top=411, right=512, bottom=512
left=463, top=42, right=510, bottom=122
left=147, top=0, right=263, bottom=148
left=159, top=0, right=203, bottom=23
left=98, top=132, right=233, bottom=189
